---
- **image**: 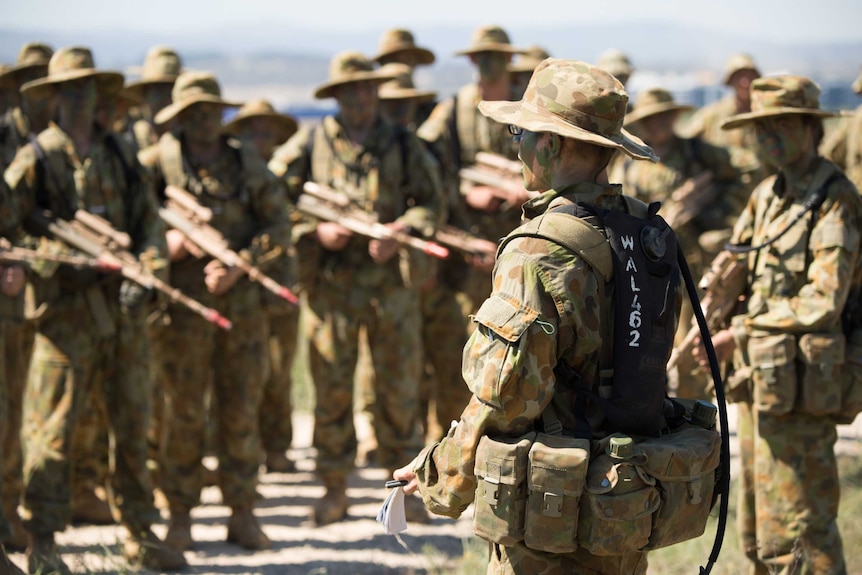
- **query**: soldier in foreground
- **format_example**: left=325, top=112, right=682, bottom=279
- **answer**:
left=696, top=75, right=862, bottom=574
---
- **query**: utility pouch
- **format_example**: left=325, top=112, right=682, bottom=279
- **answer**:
left=797, top=332, right=845, bottom=416
left=523, top=433, right=590, bottom=554
left=640, top=424, right=722, bottom=549
left=577, top=446, right=659, bottom=556
left=472, top=432, right=534, bottom=546
left=748, top=333, right=796, bottom=414
left=834, top=329, right=862, bottom=424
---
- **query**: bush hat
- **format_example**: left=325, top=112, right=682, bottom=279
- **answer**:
left=454, top=25, right=523, bottom=56
left=21, top=46, right=123, bottom=101
left=722, top=53, right=760, bottom=85
left=377, top=63, right=437, bottom=102
left=597, top=49, right=634, bottom=79
left=624, top=87, right=694, bottom=126
left=0, top=42, right=53, bottom=87
left=508, top=46, right=551, bottom=74
left=314, top=51, right=397, bottom=100
left=222, top=99, right=298, bottom=142
left=721, top=75, right=837, bottom=130
left=154, top=71, right=241, bottom=126
left=478, top=58, right=656, bottom=161
left=126, top=46, right=183, bottom=93
left=372, top=29, right=435, bottom=66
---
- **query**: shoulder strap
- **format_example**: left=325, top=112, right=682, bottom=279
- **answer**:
left=105, top=132, right=140, bottom=189
left=158, top=132, right=188, bottom=189
left=455, top=85, right=478, bottom=165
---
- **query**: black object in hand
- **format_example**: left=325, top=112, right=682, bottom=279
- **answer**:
left=385, top=480, right=408, bottom=489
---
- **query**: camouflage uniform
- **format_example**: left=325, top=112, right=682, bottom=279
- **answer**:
left=269, top=52, right=442, bottom=512
left=721, top=76, right=861, bottom=575
left=821, top=68, right=862, bottom=191
left=125, top=46, right=183, bottom=153
left=409, top=59, right=667, bottom=575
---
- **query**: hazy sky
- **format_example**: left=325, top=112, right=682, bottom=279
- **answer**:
left=3, top=0, right=861, bottom=43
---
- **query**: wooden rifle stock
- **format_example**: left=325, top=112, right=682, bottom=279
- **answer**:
left=0, top=238, right=121, bottom=273
left=459, top=151, right=527, bottom=201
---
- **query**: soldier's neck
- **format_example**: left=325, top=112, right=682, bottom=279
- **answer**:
left=781, top=150, right=819, bottom=185
left=478, top=75, right=511, bottom=102
left=186, top=139, right=221, bottom=168
left=57, top=114, right=94, bottom=159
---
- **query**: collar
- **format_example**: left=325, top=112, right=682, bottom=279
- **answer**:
left=523, top=182, right=623, bottom=219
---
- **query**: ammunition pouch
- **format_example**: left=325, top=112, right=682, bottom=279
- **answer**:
left=748, top=333, right=797, bottom=414
left=473, top=432, right=533, bottom=546
left=797, top=332, right=844, bottom=416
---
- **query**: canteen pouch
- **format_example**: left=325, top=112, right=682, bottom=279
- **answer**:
left=834, top=329, right=862, bottom=424
left=472, top=432, right=534, bottom=546
left=748, top=333, right=797, bottom=414
left=640, top=424, right=722, bottom=549
left=523, top=433, right=590, bottom=554
left=797, top=332, right=845, bottom=416
left=577, top=449, right=660, bottom=556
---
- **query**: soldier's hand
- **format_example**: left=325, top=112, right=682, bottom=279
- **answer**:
left=315, top=222, right=353, bottom=251
left=166, top=229, right=204, bottom=261
left=204, top=259, right=244, bottom=295
left=0, top=265, right=25, bottom=297
left=465, top=185, right=506, bottom=213
left=369, top=222, right=407, bottom=264
left=392, top=465, right=419, bottom=496
left=693, top=328, right=735, bottom=369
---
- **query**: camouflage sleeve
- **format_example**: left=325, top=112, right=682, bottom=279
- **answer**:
left=747, top=180, right=862, bottom=332
left=414, top=248, right=561, bottom=517
left=2, top=143, right=37, bottom=235
left=396, top=132, right=444, bottom=237
left=269, top=128, right=317, bottom=244
left=243, top=157, right=293, bottom=271
left=123, top=153, right=168, bottom=278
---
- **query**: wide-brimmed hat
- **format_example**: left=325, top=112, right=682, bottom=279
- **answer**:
left=377, top=63, right=437, bottom=102
left=722, top=53, right=760, bottom=85
left=21, top=46, right=123, bottom=101
left=454, top=25, right=523, bottom=56
left=153, top=71, right=241, bottom=125
left=478, top=58, right=656, bottom=161
left=597, top=49, right=634, bottom=80
left=314, top=51, right=397, bottom=100
left=852, top=68, right=862, bottom=95
left=372, top=29, right=435, bottom=66
left=0, top=42, right=53, bottom=87
left=125, top=46, right=183, bottom=93
left=721, top=75, right=838, bottom=130
left=624, top=88, right=694, bottom=126
left=222, top=99, right=299, bottom=141
left=508, top=46, right=551, bottom=74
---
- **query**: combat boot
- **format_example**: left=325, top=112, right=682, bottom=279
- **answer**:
left=164, top=505, right=193, bottom=551
left=122, top=526, right=187, bottom=571
left=2, top=502, right=28, bottom=551
left=26, top=532, right=71, bottom=575
left=226, top=506, right=271, bottom=550
left=264, top=450, right=295, bottom=473
left=70, top=486, right=114, bottom=525
left=311, top=474, right=349, bottom=525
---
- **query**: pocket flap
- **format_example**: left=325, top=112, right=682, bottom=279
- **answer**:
left=639, top=424, right=722, bottom=482
left=475, top=433, right=536, bottom=486
left=798, top=332, right=845, bottom=365
left=748, top=333, right=796, bottom=366
left=472, top=295, right=540, bottom=343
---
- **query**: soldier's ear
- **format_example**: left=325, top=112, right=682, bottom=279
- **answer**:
left=547, top=132, right=563, bottom=158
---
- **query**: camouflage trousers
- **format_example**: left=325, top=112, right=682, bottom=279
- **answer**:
left=150, top=297, right=267, bottom=509
left=488, top=542, right=647, bottom=575
left=260, top=305, right=300, bottom=454
left=1, top=320, right=33, bottom=516
left=22, top=300, right=158, bottom=535
left=737, top=402, right=846, bottom=575
left=305, top=283, right=424, bottom=476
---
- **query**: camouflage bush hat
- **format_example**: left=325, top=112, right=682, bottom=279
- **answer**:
left=0, top=42, right=53, bottom=87
left=721, top=75, right=838, bottom=130
left=722, top=53, right=760, bottom=85
left=478, top=58, right=657, bottom=161
left=597, top=49, right=635, bottom=79
left=222, top=99, right=299, bottom=141
left=21, top=46, right=123, bottom=101
left=508, top=46, right=551, bottom=74
left=454, top=25, right=523, bottom=56
left=154, top=71, right=241, bottom=125
left=314, top=51, right=397, bottom=100
left=372, top=29, right=435, bottom=66
left=378, top=63, right=437, bottom=102
left=125, top=46, right=183, bottom=93
left=624, top=87, right=693, bottom=126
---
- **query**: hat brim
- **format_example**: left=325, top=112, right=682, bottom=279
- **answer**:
left=21, top=69, right=124, bottom=101
left=0, top=63, right=49, bottom=87
left=222, top=112, right=299, bottom=140
left=125, top=76, right=178, bottom=94
left=722, top=67, right=760, bottom=85
left=379, top=87, right=437, bottom=102
left=455, top=44, right=524, bottom=56
left=624, top=103, right=694, bottom=126
left=721, top=108, right=837, bottom=130
left=479, top=98, right=657, bottom=162
left=154, top=94, right=242, bottom=126
left=314, top=71, right=396, bottom=100
left=372, top=46, right=435, bottom=66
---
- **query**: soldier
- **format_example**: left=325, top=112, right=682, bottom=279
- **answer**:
left=223, top=99, right=300, bottom=473
left=124, top=45, right=183, bottom=151
left=509, top=45, right=551, bottom=98
left=0, top=41, right=53, bottom=554
left=3, top=46, right=185, bottom=573
left=696, top=75, right=861, bottom=575
left=140, top=71, right=287, bottom=551
left=372, top=28, right=437, bottom=127
left=394, top=57, right=669, bottom=575
left=821, top=66, right=862, bottom=191
left=611, top=87, right=747, bottom=399
left=268, top=50, right=442, bottom=525
left=597, top=48, right=635, bottom=89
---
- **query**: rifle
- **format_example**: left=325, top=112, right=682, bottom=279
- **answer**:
left=27, top=209, right=233, bottom=330
left=433, top=224, right=497, bottom=265
left=458, top=151, right=527, bottom=201
left=160, top=186, right=299, bottom=305
left=667, top=249, right=747, bottom=371
left=299, top=181, right=450, bottom=260
left=0, top=238, right=121, bottom=273
left=662, top=171, right=716, bottom=230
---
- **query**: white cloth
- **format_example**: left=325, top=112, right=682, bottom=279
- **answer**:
left=376, top=486, right=408, bottom=534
